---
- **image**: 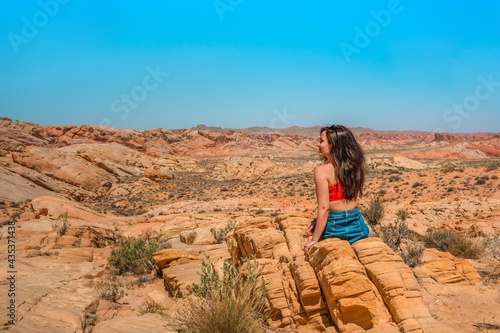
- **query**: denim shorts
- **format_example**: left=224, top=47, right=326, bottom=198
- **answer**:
left=319, top=208, right=369, bottom=244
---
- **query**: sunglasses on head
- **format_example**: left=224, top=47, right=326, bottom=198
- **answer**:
left=329, top=124, right=337, bottom=136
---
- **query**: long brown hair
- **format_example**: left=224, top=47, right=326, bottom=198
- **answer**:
left=320, top=125, right=365, bottom=200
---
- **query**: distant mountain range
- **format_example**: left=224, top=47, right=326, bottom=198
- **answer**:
left=190, top=124, right=425, bottom=138
left=1, top=117, right=499, bottom=160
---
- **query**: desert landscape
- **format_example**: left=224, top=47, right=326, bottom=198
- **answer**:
left=0, top=117, right=499, bottom=332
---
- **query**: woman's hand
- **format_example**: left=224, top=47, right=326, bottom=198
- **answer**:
left=303, top=240, right=317, bottom=260
left=306, top=218, right=317, bottom=234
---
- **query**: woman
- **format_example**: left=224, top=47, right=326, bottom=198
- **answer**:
left=303, top=124, right=369, bottom=259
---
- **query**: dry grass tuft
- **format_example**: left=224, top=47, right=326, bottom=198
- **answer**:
left=176, top=253, right=268, bottom=333
left=360, top=196, right=385, bottom=226
left=138, top=299, right=164, bottom=315
left=424, top=229, right=484, bottom=259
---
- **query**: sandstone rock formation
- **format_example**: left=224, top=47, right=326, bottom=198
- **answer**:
left=1, top=120, right=498, bottom=207
left=0, top=139, right=193, bottom=202
left=212, top=157, right=318, bottom=181
left=414, top=248, right=481, bottom=285
left=1, top=119, right=497, bottom=332
left=228, top=214, right=456, bottom=332
left=0, top=257, right=103, bottom=333
left=366, top=155, right=428, bottom=171
left=92, top=314, right=176, bottom=333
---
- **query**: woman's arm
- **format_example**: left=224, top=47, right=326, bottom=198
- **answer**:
left=304, top=165, right=330, bottom=258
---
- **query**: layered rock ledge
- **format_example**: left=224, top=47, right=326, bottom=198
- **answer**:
left=227, top=214, right=456, bottom=333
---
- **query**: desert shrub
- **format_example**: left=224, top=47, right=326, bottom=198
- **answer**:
left=210, top=219, right=237, bottom=244
left=388, top=175, right=402, bottom=182
left=377, top=218, right=425, bottom=267
left=424, top=229, right=484, bottom=259
left=442, top=164, right=464, bottom=173
left=377, top=219, right=424, bottom=267
left=395, top=209, right=410, bottom=222
left=484, top=232, right=500, bottom=261
left=475, top=179, right=486, bottom=185
left=400, top=240, right=425, bottom=267
left=441, top=164, right=455, bottom=173
left=178, top=253, right=268, bottom=333
left=9, top=201, right=21, bottom=208
left=97, top=282, right=125, bottom=302
left=491, top=175, right=499, bottom=180
left=108, top=236, right=158, bottom=275
left=52, top=214, right=71, bottom=236
left=412, top=182, right=423, bottom=188
left=378, top=219, right=410, bottom=252
left=255, top=208, right=265, bottom=215
left=474, top=323, right=500, bottom=330
left=114, top=208, right=136, bottom=216
left=360, top=196, right=384, bottom=226
left=135, top=209, right=148, bottom=215
left=138, top=299, right=163, bottom=315
left=10, top=211, right=21, bottom=219
left=141, top=228, right=154, bottom=242
left=485, top=163, right=499, bottom=171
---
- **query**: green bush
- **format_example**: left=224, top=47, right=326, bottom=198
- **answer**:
left=210, top=219, right=237, bottom=244
left=424, top=229, right=484, bottom=259
left=178, top=253, right=268, bottom=333
left=475, top=179, right=486, bottom=185
left=360, top=196, right=385, bottom=226
left=97, top=282, right=125, bottom=302
left=395, top=209, right=410, bottom=222
left=108, top=237, right=158, bottom=275
left=52, top=214, right=71, bottom=236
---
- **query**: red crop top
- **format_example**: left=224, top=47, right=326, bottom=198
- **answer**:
left=326, top=161, right=344, bottom=201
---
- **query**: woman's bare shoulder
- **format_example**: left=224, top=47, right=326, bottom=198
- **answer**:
left=314, top=163, right=330, bottom=176
left=315, top=162, right=334, bottom=171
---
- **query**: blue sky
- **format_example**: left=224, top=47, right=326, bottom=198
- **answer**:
left=1, top=1, right=499, bottom=133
